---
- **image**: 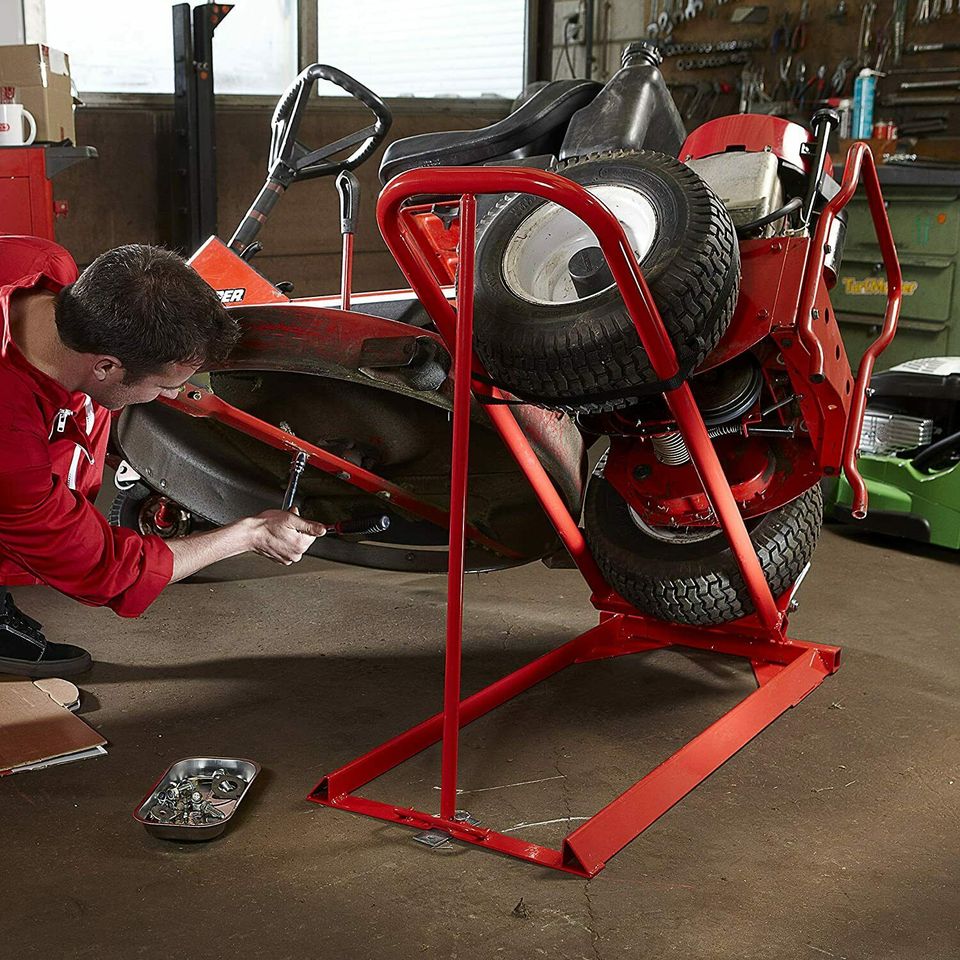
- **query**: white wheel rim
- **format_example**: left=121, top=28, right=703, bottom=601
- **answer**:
left=501, top=183, right=659, bottom=306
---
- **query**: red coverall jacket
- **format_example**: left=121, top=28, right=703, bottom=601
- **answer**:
left=0, top=236, right=173, bottom=617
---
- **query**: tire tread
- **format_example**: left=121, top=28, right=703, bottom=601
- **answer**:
left=474, top=150, right=740, bottom=413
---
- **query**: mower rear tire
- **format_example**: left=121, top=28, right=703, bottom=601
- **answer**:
left=109, top=482, right=195, bottom=539
left=108, top=482, right=151, bottom=531
left=473, top=150, right=740, bottom=413
left=584, top=478, right=823, bottom=625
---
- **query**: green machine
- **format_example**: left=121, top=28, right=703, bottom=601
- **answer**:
left=833, top=166, right=960, bottom=368
left=828, top=358, right=960, bottom=548
left=830, top=168, right=960, bottom=547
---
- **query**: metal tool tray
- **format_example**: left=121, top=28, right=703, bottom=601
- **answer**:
left=133, top=757, right=259, bottom=841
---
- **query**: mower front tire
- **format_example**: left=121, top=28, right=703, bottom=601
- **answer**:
left=583, top=478, right=823, bottom=626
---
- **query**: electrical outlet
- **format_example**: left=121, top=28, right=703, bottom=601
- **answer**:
left=554, top=0, right=584, bottom=45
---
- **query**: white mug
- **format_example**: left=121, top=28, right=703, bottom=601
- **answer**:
left=0, top=104, right=37, bottom=146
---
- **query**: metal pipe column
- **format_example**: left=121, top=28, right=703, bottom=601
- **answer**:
left=439, top=194, right=478, bottom=820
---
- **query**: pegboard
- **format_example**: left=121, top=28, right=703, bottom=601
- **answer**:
left=554, top=0, right=960, bottom=142
left=661, top=0, right=960, bottom=136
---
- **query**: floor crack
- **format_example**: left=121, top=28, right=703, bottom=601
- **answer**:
left=582, top=880, right=603, bottom=960
left=555, top=747, right=602, bottom=960
left=554, top=748, right=572, bottom=820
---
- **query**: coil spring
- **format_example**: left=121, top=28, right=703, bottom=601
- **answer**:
left=651, top=423, right=742, bottom=466
left=651, top=431, right=690, bottom=466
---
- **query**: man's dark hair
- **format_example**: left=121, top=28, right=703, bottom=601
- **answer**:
left=54, top=244, right=240, bottom=381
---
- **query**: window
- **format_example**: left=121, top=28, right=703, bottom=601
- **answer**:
left=44, top=0, right=297, bottom=95
left=316, top=0, right=526, bottom=98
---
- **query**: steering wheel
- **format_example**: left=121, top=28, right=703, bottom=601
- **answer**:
left=228, top=64, right=392, bottom=253
left=270, top=63, right=392, bottom=181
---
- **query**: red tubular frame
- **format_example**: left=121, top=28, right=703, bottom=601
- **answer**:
left=829, top=145, right=902, bottom=518
left=305, top=164, right=875, bottom=876
left=796, top=144, right=901, bottom=517
left=439, top=194, right=477, bottom=819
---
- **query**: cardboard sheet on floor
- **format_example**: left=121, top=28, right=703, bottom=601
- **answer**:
left=0, top=677, right=106, bottom=776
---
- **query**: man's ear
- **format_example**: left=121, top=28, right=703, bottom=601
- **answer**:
left=92, top=356, right=124, bottom=382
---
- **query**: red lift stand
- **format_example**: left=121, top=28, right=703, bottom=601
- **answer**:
left=308, top=148, right=901, bottom=877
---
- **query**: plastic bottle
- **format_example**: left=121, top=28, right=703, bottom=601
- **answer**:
left=559, top=41, right=687, bottom=160
left=852, top=68, right=883, bottom=139
left=837, top=97, right=853, bottom=139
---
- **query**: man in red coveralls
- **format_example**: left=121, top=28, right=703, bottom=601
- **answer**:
left=0, top=236, right=327, bottom=677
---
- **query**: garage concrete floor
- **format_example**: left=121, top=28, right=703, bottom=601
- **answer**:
left=2, top=523, right=958, bottom=959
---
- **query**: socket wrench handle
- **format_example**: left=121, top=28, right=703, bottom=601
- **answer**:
left=282, top=451, right=308, bottom=511
left=331, top=515, right=391, bottom=537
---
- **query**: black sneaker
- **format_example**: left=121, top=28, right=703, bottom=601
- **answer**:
left=0, top=590, right=92, bottom=678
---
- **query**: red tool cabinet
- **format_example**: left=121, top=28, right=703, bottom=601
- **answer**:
left=0, top=145, right=96, bottom=239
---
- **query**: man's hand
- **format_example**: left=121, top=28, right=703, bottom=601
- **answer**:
left=167, top=508, right=327, bottom=582
left=243, top=508, right=327, bottom=565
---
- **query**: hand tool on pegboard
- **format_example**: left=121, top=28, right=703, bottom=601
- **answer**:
left=771, top=54, right=793, bottom=100
left=889, top=64, right=960, bottom=72
left=790, top=0, right=810, bottom=50
left=897, top=115, right=949, bottom=133
left=790, top=58, right=809, bottom=101
left=676, top=52, right=752, bottom=69
left=771, top=10, right=792, bottom=52
left=831, top=58, right=856, bottom=95
left=828, top=0, right=849, bottom=23
left=798, top=63, right=828, bottom=108
left=907, top=41, right=960, bottom=52
left=882, top=92, right=960, bottom=104
left=900, top=78, right=960, bottom=89
left=739, top=64, right=771, bottom=111
left=893, top=0, right=908, bottom=64
left=662, top=40, right=767, bottom=55
left=858, top=1, right=878, bottom=66
left=730, top=5, right=770, bottom=22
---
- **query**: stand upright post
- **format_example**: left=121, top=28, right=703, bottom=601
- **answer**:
left=439, top=194, right=477, bottom=820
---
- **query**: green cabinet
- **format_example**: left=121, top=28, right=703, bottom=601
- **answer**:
left=833, top=170, right=960, bottom=370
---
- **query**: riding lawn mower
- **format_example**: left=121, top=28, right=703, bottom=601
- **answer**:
left=113, top=44, right=902, bottom=875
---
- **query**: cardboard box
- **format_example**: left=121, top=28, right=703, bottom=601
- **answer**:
left=0, top=44, right=75, bottom=144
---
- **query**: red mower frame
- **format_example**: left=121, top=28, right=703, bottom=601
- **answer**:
left=302, top=145, right=901, bottom=877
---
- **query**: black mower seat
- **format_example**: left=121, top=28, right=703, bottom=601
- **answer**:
left=378, top=79, right=603, bottom=185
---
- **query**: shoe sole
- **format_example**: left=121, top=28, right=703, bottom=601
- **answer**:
left=0, top=650, right=93, bottom=678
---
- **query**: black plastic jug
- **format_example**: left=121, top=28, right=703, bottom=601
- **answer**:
left=559, top=41, right=686, bottom=160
